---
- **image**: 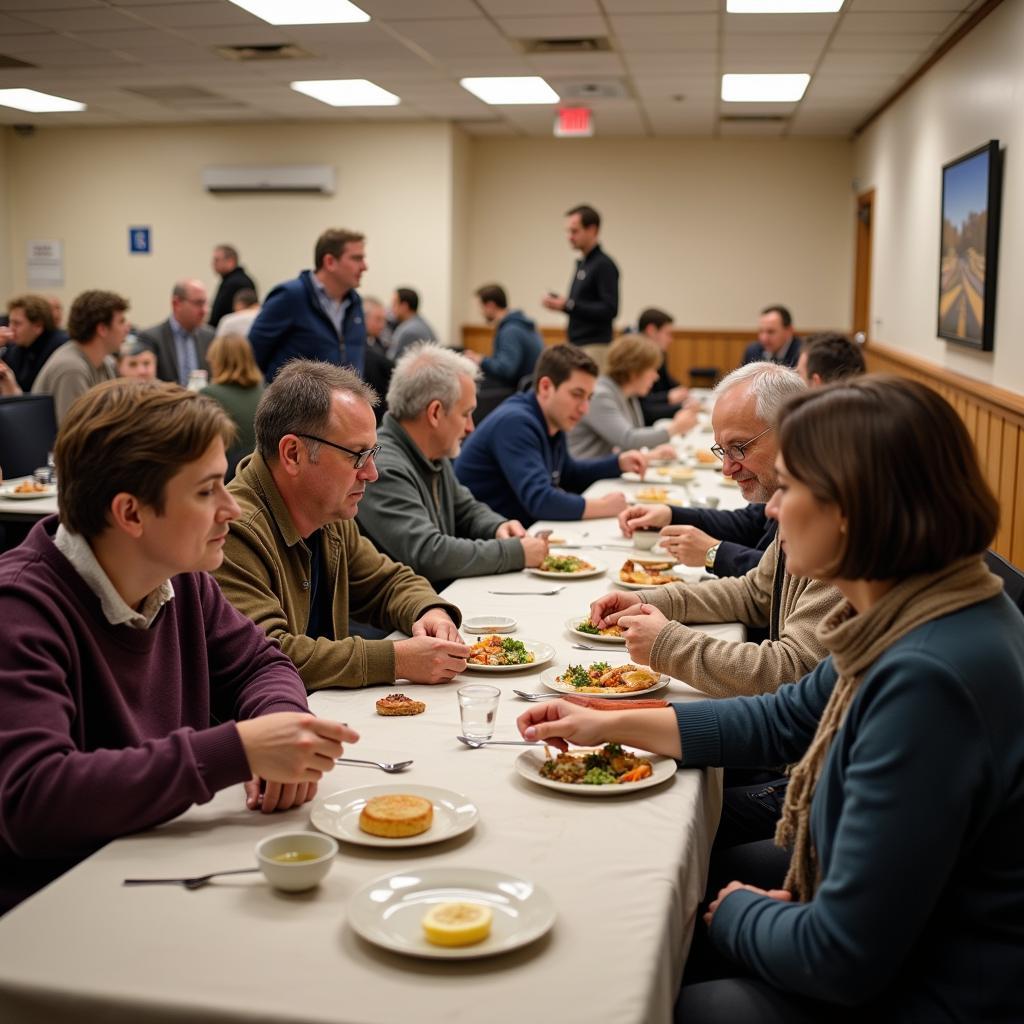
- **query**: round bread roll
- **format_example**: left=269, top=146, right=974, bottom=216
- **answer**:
left=359, top=794, right=433, bottom=838
left=376, top=693, right=426, bottom=717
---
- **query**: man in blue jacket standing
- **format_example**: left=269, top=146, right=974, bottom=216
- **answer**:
left=467, top=283, right=544, bottom=389
left=250, top=229, right=367, bottom=380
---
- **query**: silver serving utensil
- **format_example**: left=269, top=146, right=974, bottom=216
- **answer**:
left=123, top=868, right=259, bottom=890
left=334, top=756, right=413, bottom=773
left=487, top=586, right=566, bottom=596
left=571, top=642, right=630, bottom=652
left=512, top=689, right=562, bottom=701
left=456, top=736, right=545, bottom=749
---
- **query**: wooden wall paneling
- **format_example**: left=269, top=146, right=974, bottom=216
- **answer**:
left=996, top=421, right=1019, bottom=557
left=1014, top=436, right=1024, bottom=569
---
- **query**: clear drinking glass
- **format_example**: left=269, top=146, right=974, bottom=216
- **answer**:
left=457, top=684, right=500, bottom=741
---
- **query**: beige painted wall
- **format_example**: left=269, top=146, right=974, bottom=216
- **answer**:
left=0, top=129, right=11, bottom=303
left=854, top=0, right=1024, bottom=394
left=4, top=120, right=457, bottom=336
left=459, top=137, right=856, bottom=334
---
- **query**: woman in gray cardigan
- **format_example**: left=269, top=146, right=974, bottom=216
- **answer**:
left=568, top=333, right=697, bottom=459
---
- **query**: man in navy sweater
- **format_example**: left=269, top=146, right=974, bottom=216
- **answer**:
left=455, top=344, right=646, bottom=526
left=0, top=380, right=356, bottom=913
left=250, top=228, right=367, bottom=380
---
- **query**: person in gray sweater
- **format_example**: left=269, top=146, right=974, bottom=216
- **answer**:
left=357, top=343, right=549, bottom=590
left=569, top=333, right=697, bottom=460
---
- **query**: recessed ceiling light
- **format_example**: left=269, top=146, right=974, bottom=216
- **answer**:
left=721, top=73, right=810, bottom=102
left=227, top=0, right=369, bottom=26
left=290, top=79, right=399, bottom=106
left=727, top=0, right=843, bottom=11
left=0, top=88, right=85, bottom=113
left=459, top=77, right=559, bottom=105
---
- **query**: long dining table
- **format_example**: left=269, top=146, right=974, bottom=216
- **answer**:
left=0, top=430, right=751, bottom=1024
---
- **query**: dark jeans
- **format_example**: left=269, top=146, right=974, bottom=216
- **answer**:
left=715, top=776, right=789, bottom=850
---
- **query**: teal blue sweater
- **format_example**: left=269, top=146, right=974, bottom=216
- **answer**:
left=675, top=593, right=1024, bottom=1020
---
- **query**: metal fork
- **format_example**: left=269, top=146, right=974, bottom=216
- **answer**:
left=457, top=736, right=545, bottom=748
left=123, top=868, right=259, bottom=890
left=487, top=586, right=566, bottom=595
left=572, top=642, right=629, bottom=652
left=513, top=689, right=562, bottom=701
left=334, top=756, right=413, bottom=773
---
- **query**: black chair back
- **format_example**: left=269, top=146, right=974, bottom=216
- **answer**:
left=985, top=550, right=1024, bottom=615
left=0, top=395, right=57, bottom=479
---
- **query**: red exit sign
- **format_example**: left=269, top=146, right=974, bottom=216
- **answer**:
left=555, top=107, right=593, bottom=137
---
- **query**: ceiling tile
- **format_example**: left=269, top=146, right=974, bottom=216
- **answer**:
left=71, top=27, right=184, bottom=47
left=0, top=0, right=104, bottom=9
left=830, top=30, right=936, bottom=51
left=846, top=0, right=966, bottom=11
left=840, top=10, right=961, bottom=33
left=721, top=55, right=816, bottom=72
left=723, top=32, right=828, bottom=54
left=633, top=74, right=716, bottom=99
left=817, top=49, right=922, bottom=74
left=610, top=13, right=718, bottom=36
left=0, top=32, right=102, bottom=53
left=624, top=51, right=719, bottom=73
left=390, top=18, right=519, bottom=57
left=719, top=119, right=786, bottom=135
left=0, top=12, right=41, bottom=33
left=604, top=0, right=717, bottom=11
left=17, top=7, right=145, bottom=31
left=479, top=0, right=601, bottom=13
left=723, top=12, right=839, bottom=33
left=356, top=0, right=481, bottom=16
left=6, top=49, right=127, bottom=66
left=806, top=73, right=900, bottom=97
left=128, top=2, right=263, bottom=27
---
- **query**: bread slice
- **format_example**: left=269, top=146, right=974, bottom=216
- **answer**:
left=376, top=693, right=426, bottom=717
left=359, top=794, right=433, bottom=838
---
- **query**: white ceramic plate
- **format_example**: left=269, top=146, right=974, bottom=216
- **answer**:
left=348, top=866, right=555, bottom=960
left=563, top=615, right=626, bottom=644
left=540, top=665, right=670, bottom=699
left=462, top=616, right=517, bottom=635
left=615, top=574, right=684, bottom=590
left=0, top=484, right=56, bottom=500
left=310, top=784, right=478, bottom=848
left=515, top=747, right=677, bottom=796
left=527, top=556, right=606, bottom=580
left=464, top=639, right=555, bottom=673
left=626, top=489, right=686, bottom=506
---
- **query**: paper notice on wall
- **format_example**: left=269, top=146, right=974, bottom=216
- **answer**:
left=26, top=239, right=64, bottom=287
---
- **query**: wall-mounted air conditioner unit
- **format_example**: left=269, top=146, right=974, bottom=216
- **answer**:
left=201, top=165, right=336, bottom=195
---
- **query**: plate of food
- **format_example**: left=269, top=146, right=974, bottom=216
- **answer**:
left=515, top=743, right=677, bottom=796
left=694, top=449, right=721, bottom=470
left=617, top=558, right=683, bottom=588
left=465, top=635, right=555, bottom=672
left=347, top=866, right=555, bottom=960
left=310, top=784, right=479, bottom=848
left=0, top=481, right=56, bottom=499
left=541, top=662, right=668, bottom=698
left=462, top=616, right=517, bottom=635
left=564, top=615, right=626, bottom=644
left=527, top=554, right=606, bottom=579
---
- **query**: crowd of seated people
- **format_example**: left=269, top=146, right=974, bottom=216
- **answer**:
left=1, top=224, right=1021, bottom=1024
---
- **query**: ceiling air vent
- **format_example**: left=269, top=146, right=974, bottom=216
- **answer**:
left=555, top=79, right=628, bottom=101
left=215, top=43, right=313, bottom=61
left=522, top=37, right=611, bottom=54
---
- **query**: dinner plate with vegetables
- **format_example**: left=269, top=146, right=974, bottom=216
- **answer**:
left=527, top=553, right=607, bottom=579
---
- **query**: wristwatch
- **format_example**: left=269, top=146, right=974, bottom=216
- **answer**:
left=704, top=543, right=721, bottom=572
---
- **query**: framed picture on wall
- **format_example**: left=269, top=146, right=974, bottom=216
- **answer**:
left=937, top=140, right=1003, bottom=351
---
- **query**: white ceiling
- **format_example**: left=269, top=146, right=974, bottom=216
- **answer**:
left=0, top=0, right=989, bottom=136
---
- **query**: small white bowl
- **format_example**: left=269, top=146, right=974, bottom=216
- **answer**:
left=463, top=615, right=517, bottom=634
left=256, top=831, right=337, bottom=892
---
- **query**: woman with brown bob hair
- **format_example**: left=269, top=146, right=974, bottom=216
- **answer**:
left=200, top=333, right=264, bottom=477
left=518, top=375, right=1024, bottom=1022
left=568, top=333, right=698, bottom=460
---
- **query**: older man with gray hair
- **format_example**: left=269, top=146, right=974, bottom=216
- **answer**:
left=357, top=344, right=549, bottom=590
left=592, top=360, right=841, bottom=699
left=620, top=361, right=805, bottom=578
left=139, top=279, right=215, bottom=386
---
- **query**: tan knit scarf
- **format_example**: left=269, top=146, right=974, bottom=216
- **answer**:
left=775, top=556, right=1003, bottom=902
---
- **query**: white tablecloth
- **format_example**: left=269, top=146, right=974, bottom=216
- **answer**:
left=0, top=456, right=749, bottom=1024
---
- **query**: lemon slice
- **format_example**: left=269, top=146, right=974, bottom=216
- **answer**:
left=421, top=902, right=493, bottom=947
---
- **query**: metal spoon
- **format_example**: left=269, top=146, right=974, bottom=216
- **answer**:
left=456, top=736, right=545, bottom=749
left=334, top=756, right=414, bottom=773
left=123, top=868, right=259, bottom=890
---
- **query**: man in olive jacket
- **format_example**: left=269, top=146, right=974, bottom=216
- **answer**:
left=216, top=360, right=468, bottom=690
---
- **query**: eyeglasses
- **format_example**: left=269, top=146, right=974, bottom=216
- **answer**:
left=710, top=425, right=773, bottom=463
left=295, top=433, right=380, bottom=469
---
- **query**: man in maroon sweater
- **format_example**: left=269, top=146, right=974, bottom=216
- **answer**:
left=0, top=380, right=357, bottom=913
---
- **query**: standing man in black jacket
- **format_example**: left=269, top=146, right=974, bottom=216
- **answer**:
left=209, top=244, right=257, bottom=329
left=542, top=204, right=619, bottom=370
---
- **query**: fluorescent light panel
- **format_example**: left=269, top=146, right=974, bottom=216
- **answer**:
left=721, top=73, right=810, bottom=102
left=460, top=77, right=559, bottom=105
left=290, top=79, right=399, bottom=106
left=227, top=0, right=369, bottom=26
left=0, top=88, right=85, bottom=113
left=727, top=0, right=843, bottom=11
